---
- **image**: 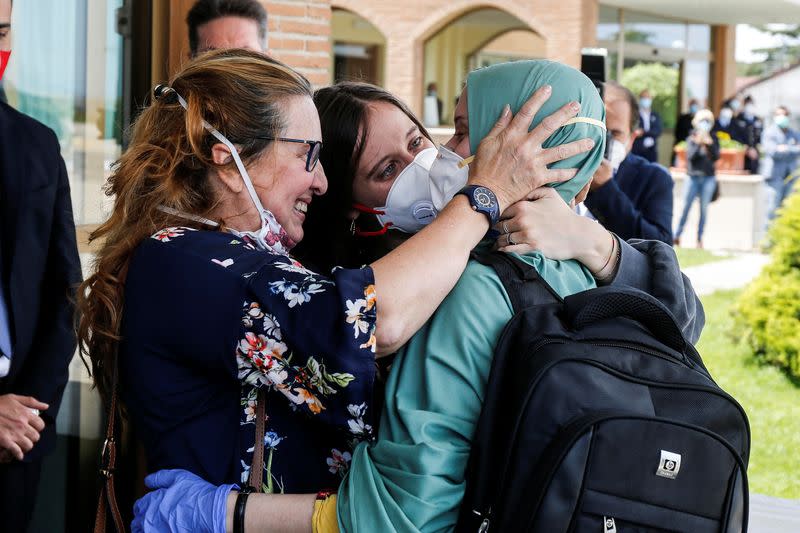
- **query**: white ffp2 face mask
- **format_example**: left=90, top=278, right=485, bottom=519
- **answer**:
left=608, top=139, right=628, bottom=173
left=429, top=144, right=470, bottom=212
left=375, top=147, right=439, bottom=233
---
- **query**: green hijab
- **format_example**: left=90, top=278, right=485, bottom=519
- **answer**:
left=467, top=60, right=606, bottom=204
left=467, top=60, right=606, bottom=297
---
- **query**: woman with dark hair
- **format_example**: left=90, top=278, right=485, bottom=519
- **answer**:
left=293, top=82, right=434, bottom=272
left=133, top=61, right=703, bottom=532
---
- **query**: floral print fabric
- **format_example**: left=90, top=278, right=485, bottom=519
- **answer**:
left=129, top=227, right=377, bottom=493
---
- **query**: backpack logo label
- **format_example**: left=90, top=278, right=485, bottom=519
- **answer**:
left=656, top=450, right=682, bottom=479
left=603, top=516, right=617, bottom=532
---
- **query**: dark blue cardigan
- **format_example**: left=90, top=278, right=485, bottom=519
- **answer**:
left=584, top=153, right=674, bottom=245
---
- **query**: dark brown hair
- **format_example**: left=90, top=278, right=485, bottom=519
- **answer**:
left=292, top=82, right=431, bottom=272
left=604, top=80, right=640, bottom=133
left=76, top=48, right=311, bottom=402
left=187, top=0, right=268, bottom=56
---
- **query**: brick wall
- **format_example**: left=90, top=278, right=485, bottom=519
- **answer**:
left=334, top=0, right=594, bottom=114
left=263, top=0, right=333, bottom=87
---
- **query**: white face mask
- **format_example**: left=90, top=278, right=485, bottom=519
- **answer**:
left=375, top=147, right=439, bottom=233
left=169, top=89, right=294, bottom=254
left=719, top=108, right=733, bottom=126
left=744, top=104, right=756, bottom=117
left=429, top=144, right=470, bottom=212
left=608, top=139, right=627, bottom=172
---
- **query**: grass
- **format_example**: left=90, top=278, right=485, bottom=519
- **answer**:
left=697, top=289, right=800, bottom=499
left=674, top=247, right=732, bottom=268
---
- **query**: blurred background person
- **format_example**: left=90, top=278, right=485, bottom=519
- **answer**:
left=631, top=88, right=662, bottom=163
left=423, top=81, right=443, bottom=127
left=733, top=94, right=763, bottom=174
left=0, top=0, right=82, bottom=530
left=761, top=105, right=800, bottom=222
left=675, top=98, right=699, bottom=147
left=713, top=102, right=739, bottom=139
left=187, top=0, right=268, bottom=57
left=583, top=81, right=673, bottom=244
left=674, top=109, right=720, bottom=249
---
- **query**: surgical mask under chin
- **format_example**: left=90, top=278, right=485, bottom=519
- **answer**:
left=608, top=139, right=627, bottom=172
left=171, top=89, right=294, bottom=254
left=374, top=147, right=438, bottom=233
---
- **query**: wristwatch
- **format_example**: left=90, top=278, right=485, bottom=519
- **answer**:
left=456, top=185, right=500, bottom=225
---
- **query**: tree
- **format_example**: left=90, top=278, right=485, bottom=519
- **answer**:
left=620, top=62, right=679, bottom=129
left=749, top=25, right=800, bottom=74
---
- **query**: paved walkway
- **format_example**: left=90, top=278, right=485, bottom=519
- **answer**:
left=681, top=252, right=771, bottom=296
left=682, top=251, right=800, bottom=531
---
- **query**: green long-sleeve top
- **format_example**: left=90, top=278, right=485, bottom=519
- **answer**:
left=337, top=239, right=704, bottom=532
left=336, top=250, right=595, bottom=532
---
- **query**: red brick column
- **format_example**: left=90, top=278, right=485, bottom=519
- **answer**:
left=263, top=1, right=333, bottom=87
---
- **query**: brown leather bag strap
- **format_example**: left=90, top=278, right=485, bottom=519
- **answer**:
left=247, top=388, right=267, bottom=491
left=94, top=359, right=126, bottom=533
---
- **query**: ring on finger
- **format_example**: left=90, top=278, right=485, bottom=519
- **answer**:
left=30, top=409, right=40, bottom=416
left=502, top=220, right=510, bottom=235
left=508, top=234, right=517, bottom=246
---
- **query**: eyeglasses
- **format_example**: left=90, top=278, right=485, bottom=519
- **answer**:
left=257, top=137, right=323, bottom=172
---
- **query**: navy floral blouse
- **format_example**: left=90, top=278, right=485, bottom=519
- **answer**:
left=119, top=227, right=377, bottom=493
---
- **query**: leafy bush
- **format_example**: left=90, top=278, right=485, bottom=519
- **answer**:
left=734, top=191, right=800, bottom=378
left=621, top=63, right=679, bottom=130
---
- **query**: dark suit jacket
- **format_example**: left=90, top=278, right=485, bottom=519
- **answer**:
left=584, top=153, right=674, bottom=245
left=632, top=110, right=663, bottom=163
left=0, top=101, right=82, bottom=462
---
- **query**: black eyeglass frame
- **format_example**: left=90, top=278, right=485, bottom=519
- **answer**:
left=256, top=136, right=323, bottom=172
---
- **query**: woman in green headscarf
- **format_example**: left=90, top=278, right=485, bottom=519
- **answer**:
left=335, top=58, right=610, bottom=533
left=132, top=60, right=704, bottom=533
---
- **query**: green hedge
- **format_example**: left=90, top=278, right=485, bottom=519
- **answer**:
left=734, top=190, right=800, bottom=378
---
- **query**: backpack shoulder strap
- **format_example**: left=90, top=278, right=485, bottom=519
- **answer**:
left=470, top=251, right=562, bottom=313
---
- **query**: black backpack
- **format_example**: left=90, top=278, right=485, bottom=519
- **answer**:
left=456, top=252, right=750, bottom=533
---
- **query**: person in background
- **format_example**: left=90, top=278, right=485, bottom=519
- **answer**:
left=674, top=109, right=720, bottom=249
left=760, top=105, right=800, bottom=222
left=187, top=0, right=267, bottom=57
left=733, top=95, right=763, bottom=174
left=583, top=81, right=673, bottom=244
left=0, top=0, right=83, bottom=530
left=674, top=98, right=699, bottom=148
left=631, top=88, right=662, bottom=163
left=713, top=103, right=738, bottom=139
left=424, top=82, right=443, bottom=126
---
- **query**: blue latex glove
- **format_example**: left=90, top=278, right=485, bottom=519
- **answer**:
left=131, top=469, right=237, bottom=533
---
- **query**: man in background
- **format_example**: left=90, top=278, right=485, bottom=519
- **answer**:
left=761, top=105, right=800, bottom=222
left=583, top=81, right=674, bottom=244
left=675, top=98, right=699, bottom=146
left=187, top=0, right=268, bottom=57
left=0, top=0, right=82, bottom=529
left=631, top=88, right=663, bottom=163
left=733, top=95, right=763, bottom=174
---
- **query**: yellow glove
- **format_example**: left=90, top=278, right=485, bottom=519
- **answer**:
left=312, top=493, right=339, bottom=533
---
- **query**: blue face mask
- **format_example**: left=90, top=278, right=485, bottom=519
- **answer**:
left=689, top=104, right=699, bottom=114
left=775, top=115, right=791, bottom=129
left=640, top=97, right=652, bottom=110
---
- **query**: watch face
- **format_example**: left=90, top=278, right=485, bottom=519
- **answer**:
left=474, top=186, right=495, bottom=208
